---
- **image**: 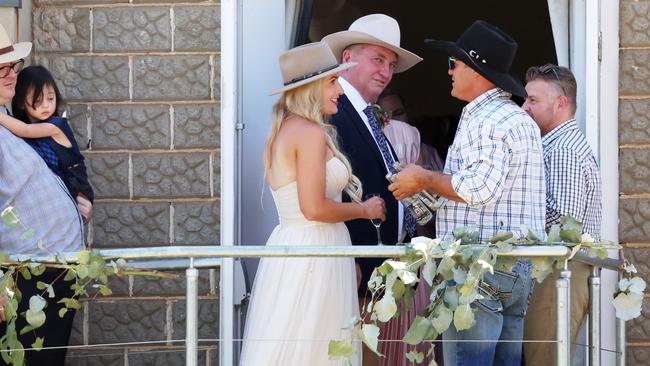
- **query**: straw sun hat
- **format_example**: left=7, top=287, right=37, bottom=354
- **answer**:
left=0, top=24, right=32, bottom=64
left=269, top=41, right=356, bottom=95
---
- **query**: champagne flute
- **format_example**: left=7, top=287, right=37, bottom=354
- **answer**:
left=365, top=193, right=383, bottom=246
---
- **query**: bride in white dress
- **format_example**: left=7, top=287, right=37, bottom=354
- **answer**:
left=239, top=42, right=386, bottom=366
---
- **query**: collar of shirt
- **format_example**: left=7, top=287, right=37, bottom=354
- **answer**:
left=542, top=118, right=578, bottom=148
left=339, top=77, right=371, bottom=120
left=463, top=87, right=511, bottom=116
left=0, top=106, right=7, bottom=115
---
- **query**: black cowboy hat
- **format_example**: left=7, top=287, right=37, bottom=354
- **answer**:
left=424, top=20, right=527, bottom=99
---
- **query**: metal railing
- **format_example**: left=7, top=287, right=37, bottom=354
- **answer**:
left=6, top=245, right=624, bottom=366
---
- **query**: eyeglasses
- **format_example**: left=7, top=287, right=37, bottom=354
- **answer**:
left=537, top=64, right=567, bottom=96
left=448, top=56, right=456, bottom=70
left=0, top=59, right=24, bottom=78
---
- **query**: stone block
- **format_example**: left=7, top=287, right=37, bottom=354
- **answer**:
left=621, top=0, right=650, bottom=47
left=132, top=269, right=212, bottom=297
left=88, top=301, right=165, bottom=344
left=86, top=154, right=129, bottom=198
left=127, top=348, right=205, bottom=366
left=171, top=299, right=219, bottom=340
left=620, top=149, right=650, bottom=194
left=133, top=56, right=211, bottom=101
left=92, top=105, right=170, bottom=149
left=173, top=202, right=219, bottom=245
left=36, top=0, right=127, bottom=5
left=629, top=347, right=650, bottom=366
left=87, top=274, right=130, bottom=297
left=174, top=6, right=220, bottom=51
left=628, top=298, right=650, bottom=340
left=132, top=153, right=210, bottom=197
left=33, top=8, right=90, bottom=52
left=620, top=99, right=650, bottom=144
left=65, top=351, right=124, bottom=366
left=36, top=56, right=129, bottom=102
left=93, top=203, right=170, bottom=247
left=626, top=249, right=650, bottom=287
left=94, top=7, right=171, bottom=52
left=212, top=55, right=220, bottom=100
left=68, top=104, right=90, bottom=150
left=620, top=50, right=650, bottom=96
left=620, top=199, right=650, bottom=243
left=173, top=104, right=219, bottom=148
left=212, top=151, right=220, bottom=196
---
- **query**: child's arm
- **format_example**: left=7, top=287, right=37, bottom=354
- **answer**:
left=0, top=113, right=63, bottom=139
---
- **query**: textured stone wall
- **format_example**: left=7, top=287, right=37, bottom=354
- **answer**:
left=620, top=1, right=650, bottom=364
left=30, top=0, right=221, bottom=364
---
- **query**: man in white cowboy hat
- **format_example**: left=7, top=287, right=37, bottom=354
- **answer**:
left=0, top=23, right=89, bottom=365
left=389, top=20, right=546, bottom=365
left=321, top=15, right=421, bottom=362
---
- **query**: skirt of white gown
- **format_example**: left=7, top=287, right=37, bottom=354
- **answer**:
left=239, top=221, right=361, bottom=366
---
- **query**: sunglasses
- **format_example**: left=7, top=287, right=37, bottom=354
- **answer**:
left=448, top=56, right=456, bottom=70
left=537, top=64, right=567, bottom=96
left=0, top=59, right=24, bottom=78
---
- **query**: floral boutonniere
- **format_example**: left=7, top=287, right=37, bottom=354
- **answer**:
left=371, top=103, right=390, bottom=129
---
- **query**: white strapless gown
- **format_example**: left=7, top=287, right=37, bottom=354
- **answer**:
left=240, top=158, right=361, bottom=366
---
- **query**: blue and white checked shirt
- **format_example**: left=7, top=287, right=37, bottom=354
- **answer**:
left=542, top=119, right=602, bottom=239
left=436, top=88, right=546, bottom=242
left=0, top=108, right=83, bottom=253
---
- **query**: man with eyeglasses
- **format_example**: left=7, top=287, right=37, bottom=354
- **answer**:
left=389, top=20, right=545, bottom=365
left=0, top=24, right=90, bottom=365
left=522, top=64, right=602, bottom=366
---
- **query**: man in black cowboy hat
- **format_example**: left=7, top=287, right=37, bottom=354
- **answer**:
left=389, top=20, right=546, bottom=365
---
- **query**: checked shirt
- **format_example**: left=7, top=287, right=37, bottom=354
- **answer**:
left=542, top=119, right=602, bottom=239
left=436, top=88, right=546, bottom=242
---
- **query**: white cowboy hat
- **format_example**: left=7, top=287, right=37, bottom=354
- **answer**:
left=321, top=14, right=422, bottom=73
left=0, top=24, right=31, bottom=64
left=269, top=41, right=356, bottom=95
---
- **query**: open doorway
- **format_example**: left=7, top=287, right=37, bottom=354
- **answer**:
left=304, top=0, right=557, bottom=162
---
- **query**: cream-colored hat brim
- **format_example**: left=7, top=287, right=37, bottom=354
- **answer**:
left=269, top=61, right=357, bottom=96
left=322, top=31, right=422, bottom=73
left=0, top=42, right=32, bottom=64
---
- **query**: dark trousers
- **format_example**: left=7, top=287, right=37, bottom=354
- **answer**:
left=0, top=268, right=76, bottom=366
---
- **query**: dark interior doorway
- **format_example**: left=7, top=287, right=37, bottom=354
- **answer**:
left=305, top=0, right=557, bottom=162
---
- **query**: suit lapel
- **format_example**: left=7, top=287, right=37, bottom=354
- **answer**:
left=338, top=95, right=390, bottom=173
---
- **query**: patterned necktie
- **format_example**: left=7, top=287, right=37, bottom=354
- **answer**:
left=363, top=105, right=416, bottom=238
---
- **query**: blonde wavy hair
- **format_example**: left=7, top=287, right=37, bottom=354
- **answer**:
left=264, top=77, right=363, bottom=202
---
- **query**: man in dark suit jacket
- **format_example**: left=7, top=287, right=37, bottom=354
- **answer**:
left=322, top=14, right=422, bottom=296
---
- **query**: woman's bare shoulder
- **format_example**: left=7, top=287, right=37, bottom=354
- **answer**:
left=282, top=116, right=326, bottom=141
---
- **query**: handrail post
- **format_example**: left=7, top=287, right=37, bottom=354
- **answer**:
left=557, top=265, right=571, bottom=366
left=186, top=258, right=199, bottom=366
left=589, top=266, right=601, bottom=366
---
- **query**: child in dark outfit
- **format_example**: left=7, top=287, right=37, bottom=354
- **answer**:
left=0, top=65, right=94, bottom=202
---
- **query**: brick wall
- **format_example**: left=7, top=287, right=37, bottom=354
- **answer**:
left=30, top=0, right=221, bottom=364
left=620, top=1, right=650, bottom=364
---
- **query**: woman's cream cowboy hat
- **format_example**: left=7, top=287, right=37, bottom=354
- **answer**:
left=0, top=24, right=31, bottom=64
left=322, top=14, right=422, bottom=73
left=269, top=41, right=356, bottom=95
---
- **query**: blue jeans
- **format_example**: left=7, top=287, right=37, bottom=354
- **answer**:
left=443, top=260, right=534, bottom=366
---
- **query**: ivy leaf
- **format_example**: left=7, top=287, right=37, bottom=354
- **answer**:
left=437, top=252, right=456, bottom=281
left=494, top=257, right=516, bottom=273
left=452, top=266, right=467, bottom=285
left=374, top=291, right=397, bottom=322
left=443, top=286, right=459, bottom=311
left=392, top=279, right=405, bottom=301
left=489, top=230, right=513, bottom=244
left=19, top=267, right=31, bottom=280
left=20, top=228, right=35, bottom=241
left=29, top=264, right=46, bottom=277
left=560, top=228, right=581, bottom=243
left=63, top=270, right=76, bottom=282
left=398, top=270, right=418, bottom=285
left=560, top=216, right=583, bottom=233
left=547, top=224, right=561, bottom=243
left=327, top=339, right=355, bottom=360
left=403, top=316, right=433, bottom=345
left=58, top=308, right=68, bottom=318
left=530, top=257, right=555, bottom=283
left=29, top=295, right=46, bottom=312
left=77, top=250, right=90, bottom=265
left=432, top=304, right=453, bottom=333
left=98, top=285, right=113, bottom=296
left=619, top=277, right=646, bottom=295
left=36, top=282, right=55, bottom=298
left=406, top=351, right=424, bottom=363
left=57, top=297, right=81, bottom=310
left=422, top=259, right=437, bottom=286
left=453, top=304, right=475, bottom=331
left=612, top=292, right=643, bottom=321
left=386, top=260, right=407, bottom=271
left=458, top=279, right=479, bottom=304
left=31, top=337, right=44, bottom=351
left=428, top=359, right=439, bottom=366
left=25, top=309, right=46, bottom=329
left=1, top=206, right=19, bottom=228
left=522, top=225, right=541, bottom=241
left=358, top=324, right=382, bottom=356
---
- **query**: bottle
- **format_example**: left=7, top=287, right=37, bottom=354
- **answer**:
left=385, top=172, right=434, bottom=226
left=391, top=162, right=446, bottom=212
